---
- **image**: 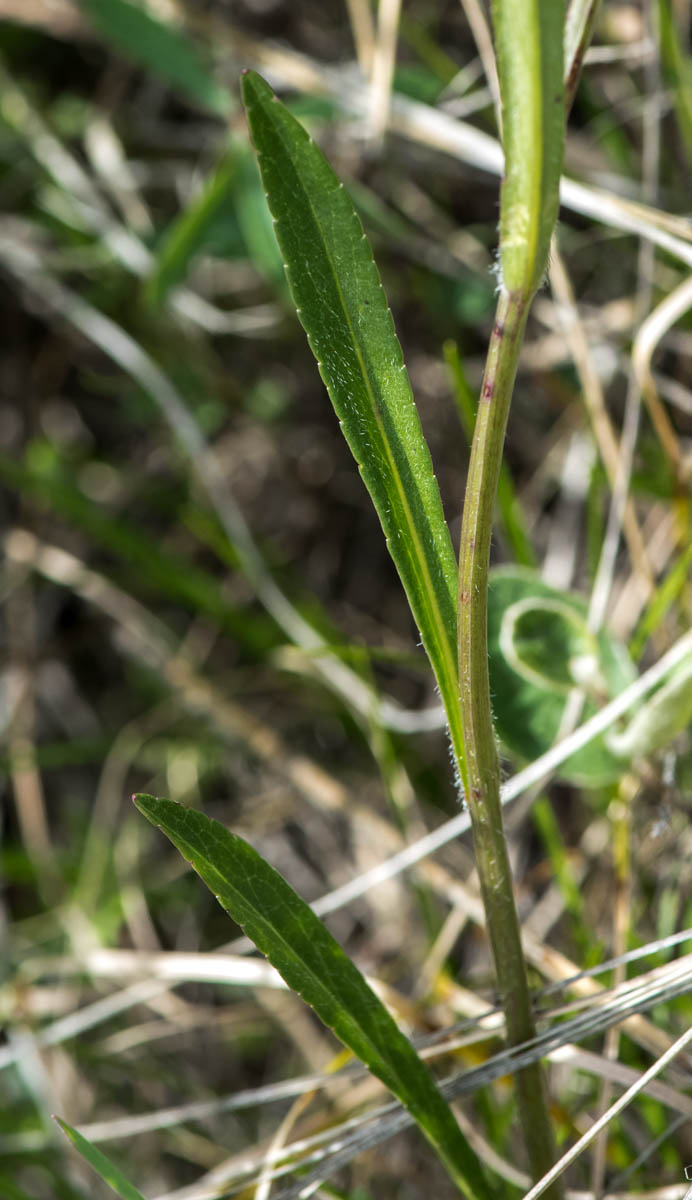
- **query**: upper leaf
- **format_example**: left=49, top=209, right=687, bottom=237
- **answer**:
left=134, top=793, right=487, bottom=1198
left=241, top=71, right=464, bottom=768
left=493, top=0, right=566, bottom=295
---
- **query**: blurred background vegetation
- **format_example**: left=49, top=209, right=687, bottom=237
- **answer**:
left=1, top=1, right=692, bottom=1197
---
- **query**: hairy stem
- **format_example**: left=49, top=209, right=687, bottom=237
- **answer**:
left=457, top=285, right=561, bottom=1196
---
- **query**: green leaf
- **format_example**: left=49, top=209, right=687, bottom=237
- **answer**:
left=147, top=145, right=241, bottom=306
left=134, top=794, right=487, bottom=1198
left=493, top=0, right=566, bottom=295
left=241, top=71, right=465, bottom=769
left=659, top=0, right=692, bottom=163
left=233, top=151, right=287, bottom=290
left=54, top=1117, right=147, bottom=1200
left=629, top=543, right=692, bottom=661
left=487, top=567, right=636, bottom=785
left=77, top=0, right=230, bottom=116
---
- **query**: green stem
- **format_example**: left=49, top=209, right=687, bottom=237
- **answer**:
left=457, top=285, right=562, bottom=1197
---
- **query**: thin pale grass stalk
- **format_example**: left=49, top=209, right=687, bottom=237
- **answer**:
left=590, top=17, right=662, bottom=938
left=415, top=904, right=470, bottom=999
left=589, top=775, right=634, bottom=1194
left=584, top=37, right=656, bottom=66
left=591, top=46, right=668, bottom=636
left=610, top=506, right=679, bottom=636
left=457, top=0, right=501, bottom=119
left=83, top=113, right=153, bottom=233
left=56, top=1073, right=347, bottom=1146
left=0, top=979, right=166, bottom=1071
left=6, top=576, right=63, bottom=902
left=541, top=429, right=593, bottom=589
left=546, top=1043, right=692, bottom=1119
left=633, top=272, right=692, bottom=481
left=450, top=1104, right=530, bottom=1190
left=344, top=0, right=375, bottom=73
left=521, top=1023, right=692, bottom=1200
left=254, top=1087, right=317, bottom=1200
left=549, top=244, right=653, bottom=593
left=21, top=926, right=690, bottom=1113
left=367, top=0, right=402, bottom=141
left=588, top=368, right=646, bottom=636
left=47, top=948, right=285, bottom=988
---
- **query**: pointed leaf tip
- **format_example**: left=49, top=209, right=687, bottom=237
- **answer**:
left=133, top=794, right=487, bottom=1197
left=240, top=69, right=466, bottom=775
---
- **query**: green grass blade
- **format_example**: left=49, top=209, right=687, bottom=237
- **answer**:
left=659, top=0, right=692, bottom=163
left=146, top=145, right=241, bottom=306
left=0, top=450, right=273, bottom=652
left=54, top=1118, right=147, bottom=1200
left=629, top=542, right=692, bottom=661
left=77, top=0, right=230, bottom=116
left=134, top=793, right=487, bottom=1198
left=493, top=0, right=566, bottom=295
left=240, top=71, right=464, bottom=769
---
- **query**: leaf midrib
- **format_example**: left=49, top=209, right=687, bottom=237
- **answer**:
left=259, top=103, right=460, bottom=734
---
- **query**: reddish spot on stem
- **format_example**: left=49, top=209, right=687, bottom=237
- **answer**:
left=493, top=321, right=505, bottom=340
left=481, top=381, right=493, bottom=402
left=471, top=787, right=481, bottom=801
left=460, top=590, right=471, bottom=604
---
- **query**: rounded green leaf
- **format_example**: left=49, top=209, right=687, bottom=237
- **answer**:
left=488, top=567, right=636, bottom=784
left=500, top=597, right=602, bottom=695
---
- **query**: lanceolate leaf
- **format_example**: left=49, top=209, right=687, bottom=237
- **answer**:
left=241, top=71, right=464, bottom=769
left=134, top=794, right=487, bottom=1198
left=493, top=0, right=566, bottom=295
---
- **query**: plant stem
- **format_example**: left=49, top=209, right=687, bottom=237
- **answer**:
left=457, top=284, right=562, bottom=1197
